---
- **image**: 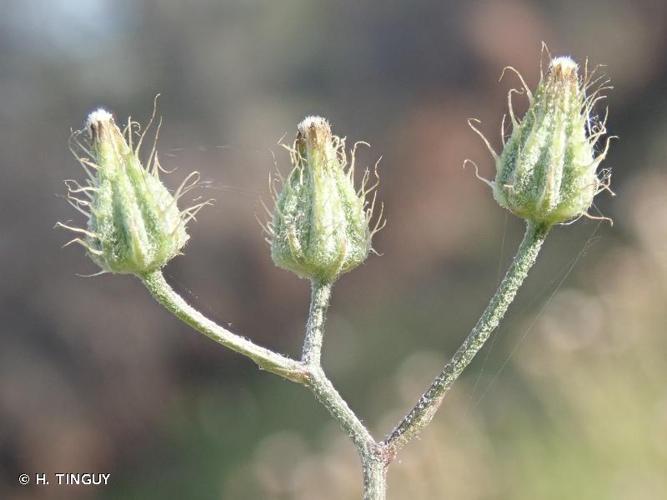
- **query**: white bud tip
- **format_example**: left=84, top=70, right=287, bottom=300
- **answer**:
left=550, top=56, right=578, bottom=77
left=86, top=108, right=113, bottom=130
left=298, top=115, right=330, bottom=134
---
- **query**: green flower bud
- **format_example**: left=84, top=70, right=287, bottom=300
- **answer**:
left=59, top=107, right=209, bottom=275
left=471, top=56, right=613, bottom=226
left=269, top=116, right=384, bottom=283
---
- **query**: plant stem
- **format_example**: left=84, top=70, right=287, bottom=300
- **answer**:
left=306, top=366, right=375, bottom=452
left=361, top=451, right=388, bottom=500
left=384, top=220, right=549, bottom=453
left=141, top=270, right=307, bottom=383
left=143, top=270, right=384, bottom=496
left=307, top=372, right=387, bottom=499
left=300, top=280, right=386, bottom=499
left=141, top=220, right=548, bottom=499
left=300, top=280, right=371, bottom=450
left=302, top=280, right=332, bottom=366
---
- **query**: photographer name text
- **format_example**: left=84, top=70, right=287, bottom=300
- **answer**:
left=19, top=473, right=111, bottom=486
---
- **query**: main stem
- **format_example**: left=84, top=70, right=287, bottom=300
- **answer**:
left=385, top=221, right=549, bottom=453
left=362, top=452, right=388, bottom=500
left=300, top=279, right=385, bottom=499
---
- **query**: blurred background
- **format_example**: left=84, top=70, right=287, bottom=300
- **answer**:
left=1, top=0, right=666, bottom=499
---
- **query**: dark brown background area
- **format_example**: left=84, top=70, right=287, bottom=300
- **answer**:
left=1, top=1, right=666, bottom=499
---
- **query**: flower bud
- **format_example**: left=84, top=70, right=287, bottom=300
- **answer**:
left=473, top=56, right=613, bottom=226
left=60, top=107, right=208, bottom=275
left=269, top=116, right=383, bottom=283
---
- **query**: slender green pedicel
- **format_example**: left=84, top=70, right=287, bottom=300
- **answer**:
left=474, top=56, right=613, bottom=226
left=60, top=108, right=208, bottom=275
left=269, top=116, right=384, bottom=283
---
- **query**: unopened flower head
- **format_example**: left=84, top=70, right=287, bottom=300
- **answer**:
left=471, top=55, right=613, bottom=227
left=60, top=105, right=210, bottom=275
left=268, top=116, right=384, bottom=283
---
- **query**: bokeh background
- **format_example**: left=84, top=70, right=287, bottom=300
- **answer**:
left=1, top=1, right=666, bottom=499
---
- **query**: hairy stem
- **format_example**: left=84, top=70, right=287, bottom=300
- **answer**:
left=306, top=367, right=375, bottom=453
left=141, top=270, right=307, bottom=383
left=361, top=451, right=388, bottom=500
left=301, top=280, right=371, bottom=451
left=384, top=221, right=549, bottom=453
left=300, top=280, right=386, bottom=499
left=143, top=270, right=384, bottom=496
left=302, top=280, right=333, bottom=366
left=141, top=217, right=546, bottom=500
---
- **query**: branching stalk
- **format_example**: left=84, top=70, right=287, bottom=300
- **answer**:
left=300, top=281, right=385, bottom=499
left=140, top=220, right=549, bottom=499
left=141, top=270, right=307, bottom=383
left=142, top=270, right=383, bottom=496
left=306, top=364, right=387, bottom=499
left=67, top=65, right=611, bottom=498
left=384, top=221, right=549, bottom=453
left=305, top=366, right=374, bottom=451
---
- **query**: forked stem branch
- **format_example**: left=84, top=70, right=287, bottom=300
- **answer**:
left=140, top=220, right=549, bottom=499
left=141, top=271, right=307, bottom=383
left=384, top=221, right=549, bottom=454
